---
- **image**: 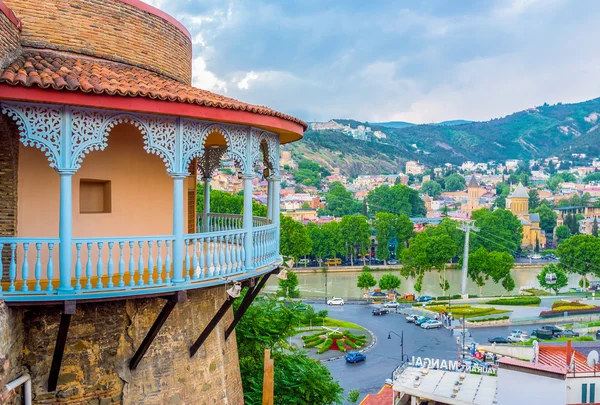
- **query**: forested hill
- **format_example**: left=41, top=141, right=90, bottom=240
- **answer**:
left=290, top=97, right=600, bottom=175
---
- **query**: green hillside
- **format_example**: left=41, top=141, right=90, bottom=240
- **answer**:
left=293, top=98, right=600, bottom=175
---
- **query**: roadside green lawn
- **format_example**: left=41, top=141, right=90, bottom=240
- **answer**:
left=298, top=318, right=364, bottom=330
left=426, top=304, right=511, bottom=318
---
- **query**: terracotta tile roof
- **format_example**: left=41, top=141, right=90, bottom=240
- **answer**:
left=0, top=48, right=307, bottom=129
left=359, top=386, right=394, bottom=405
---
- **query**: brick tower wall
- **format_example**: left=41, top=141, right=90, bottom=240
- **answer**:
left=0, top=116, right=19, bottom=277
left=0, top=286, right=244, bottom=405
left=3, top=0, right=192, bottom=84
left=0, top=2, right=21, bottom=68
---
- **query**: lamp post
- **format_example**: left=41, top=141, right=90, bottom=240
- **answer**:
left=324, top=267, right=328, bottom=304
left=387, top=330, right=407, bottom=363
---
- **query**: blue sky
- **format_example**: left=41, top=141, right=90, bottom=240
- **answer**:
left=145, top=0, right=600, bottom=124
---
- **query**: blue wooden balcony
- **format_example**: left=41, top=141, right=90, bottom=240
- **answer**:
left=0, top=214, right=280, bottom=303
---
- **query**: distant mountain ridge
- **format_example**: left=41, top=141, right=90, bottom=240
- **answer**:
left=292, top=98, right=600, bottom=176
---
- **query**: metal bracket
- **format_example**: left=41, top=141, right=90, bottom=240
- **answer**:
left=225, top=272, right=273, bottom=340
left=129, top=291, right=187, bottom=370
left=48, top=300, right=76, bottom=392
left=189, top=295, right=236, bottom=358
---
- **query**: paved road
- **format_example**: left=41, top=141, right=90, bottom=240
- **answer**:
left=310, top=303, right=458, bottom=404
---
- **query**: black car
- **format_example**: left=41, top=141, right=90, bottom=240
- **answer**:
left=488, top=336, right=511, bottom=344
left=596, top=330, right=600, bottom=340
left=372, top=307, right=390, bottom=316
left=557, top=329, right=579, bottom=338
left=541, top=325, right=564, bottom=336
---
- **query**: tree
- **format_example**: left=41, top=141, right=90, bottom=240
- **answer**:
left=378, top=273, right=401, bottom=292
left=374, top=212, right=396, bottom=264
left=235, top=297, right=344, bottom=405
left=280, top=216, right=313, bottom=261
left=320, top=182, right=362, bottom=217
left=196, top=186, right=267, bottom=217
left=427, top=234, right=456, bottom=297
left=444, top=173, right=467, bottom=191
left=321, top=221, right=344, bottom=261
left=467, top=247, right=490, bottom=297
left=487, top=251, right=514, bottom=284
left=555, top=225, right=571, bottom=244
left=401, top=232, right=430, bottom=294
left=583, top=172, right=600, bottom=183
left=441, top=204, right=450, bottom=217
left=277, top=270, right=300, bottom=298
left=301, top=202, right=311, bottom=209
left=593, top=218, right=599, bottom=237
left=533, top=204, right=557, bottom=234
left=557, top=234, right=600, bottom=290
left=340, top=215, right=371, bottom=266
left=425, top=218, right=464, bottom=257
left=501, top=275, right=515, bottom=295
left=366, top=184, right=426, bottom=217
left=535, top=235, right=540, bottom=253
left=528, top=189, right=540, bottom=210
left=471, top=208, right=523, bottom=253
left=307, top=222, right=326, bottom=262
left=421, top=180, right=442, bottom=198
left=357, top=271, right=377, bottom=297
left=537, top=263, right=568, bottom=295
left=564, top=213, right=579, bottom=235
left=394, top=214, right=415, bottom=252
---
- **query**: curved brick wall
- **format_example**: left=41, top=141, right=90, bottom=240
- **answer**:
left=0, top=1, right=21, bottom=68
left=4, top=0, right=192, bottom=84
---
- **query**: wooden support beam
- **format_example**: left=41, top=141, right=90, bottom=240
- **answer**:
left=189, top=296, right=235, bottom=358
left=262, top=349, right=274, bottom=405
left=225, top=272, right=272, bottom=340
left=129, top=291, right=186, bottom=370
left=48, top=300, right=76, bottom=392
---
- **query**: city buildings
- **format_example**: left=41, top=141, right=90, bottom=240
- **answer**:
left=506, top=183, right=546, bottom=249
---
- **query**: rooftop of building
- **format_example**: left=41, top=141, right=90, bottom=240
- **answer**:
left=392, top=367, right=498, bottom=405
left=508, top=182, right=529, bottom=198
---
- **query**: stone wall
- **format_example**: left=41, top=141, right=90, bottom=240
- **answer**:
left=4, top=0, right=192, bottom=83
left=1, top=286, right=243, bottom=404
left=0, top=302, right=25, bottom=405
left=0, top=116, right=19, bottom=276
left=0, top=2, right=21, bottom=71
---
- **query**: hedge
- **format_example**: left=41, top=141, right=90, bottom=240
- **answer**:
left=540, top=307, right=600, bottom=318
left=337, top=339, right=347, bottom=352
left=305, top=338, right=325, bottom=348
left=317, top=338, right=334, bottom=354
left=485, top=297, right=541, bottom=306
left=345, top=339, right=358, bottom=349
left=468, top=316, right=510, bottom=323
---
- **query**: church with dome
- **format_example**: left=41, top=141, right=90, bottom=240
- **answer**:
left=506, top=183, right=546, bottom=249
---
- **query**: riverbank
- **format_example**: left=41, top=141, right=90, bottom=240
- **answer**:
left=292, top=261, right=553, bottom=273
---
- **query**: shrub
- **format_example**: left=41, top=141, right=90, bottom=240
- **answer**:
left=337, top=339, right=347, bottom=353
left=329, top=332, right=344, bottom=339
left=540, top=307, right=600, bottom=317
left=317, top=338, right=334, bottom=354
left=552, top=300, right=593, bottom=310
left=302, top=332, right=324, bottom=341
left=345, top=339, right=358, bottom=349
left=435, top=294, right=463, bottom=300
left=305, top=338, right=325, bottom=348
left=468, top=316, right=510, bottom=323
left=347, top=389, right=361, bottom=403
left=485, top=297, right=541, bottom=306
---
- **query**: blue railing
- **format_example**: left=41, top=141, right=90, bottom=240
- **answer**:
left=0, top=219, right=280, bottom=301
left=196, top=213, right=271, bottom=233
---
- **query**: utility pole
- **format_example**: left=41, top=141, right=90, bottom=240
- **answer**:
left=459, top=221, right=479, bottom=298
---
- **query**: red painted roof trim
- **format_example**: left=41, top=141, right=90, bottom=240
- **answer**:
left=0, top=84, right=304, bottom=143
left=0, top=0, right=21, bottom=30
left=115, top=0, right=191, bottom=40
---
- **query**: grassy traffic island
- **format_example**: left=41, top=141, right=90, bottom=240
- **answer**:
left=424, top=304, right=512, bottom=319
left=292, top=327, right=372, bottom=361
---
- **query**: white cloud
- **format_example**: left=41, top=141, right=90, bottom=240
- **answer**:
left=192, top=56, right=227, bottom=93
left=236, top=71, right=259, bottom=90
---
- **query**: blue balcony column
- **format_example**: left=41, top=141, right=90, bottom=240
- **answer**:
left=203, top=177, right=211, bottom=232
left=57, top=170, right=75, bottom=292
left=271, top=175, right=282, bottom=252
left=241, top=174, right=255, bottom=270
left=171, top=173, right=187, bottom=283
left=266, top=178, right=274, bottom=221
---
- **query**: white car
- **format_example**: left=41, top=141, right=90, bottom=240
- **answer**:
left=327, top=297, right=344, bottom=306
left=507, top=333, right=527, bottom=343
left=421, top=320, right=443, bottom=329
left=383, top=301, right=399, bottom=308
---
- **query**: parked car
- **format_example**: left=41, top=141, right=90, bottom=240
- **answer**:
left=327, top=297, right=344, bottom=306
left=371, top=291, right=387, bottom=298
left=541, top=325, right=564, bottom=336
left=387, top=259, right=399, bottom=265
left=297, top=258, right=310, bottom=266
left=532, top=254, right=542, bottom=260
left=372, top=307, right=390, bottom=316
left=325, top=258, right=342, bottom=266
left=406, top=314, right=419, bottom=323
left=421, top=320, right=443, bottom=329
left=596, top=330, right=600, bottom=340
left=296, top=303, right=309, bottom=311
left=488, top=336, right=511, bottom=344
left=507, top=333, right=527, bottom=343
left=414, top=316, right=429, bottom=326
left=345, top=352, right=366, bottom=363
left=383, top=301, right=399, bottom=309
left=531, top=329, right=554, bottom=340
left=416, top=296, right=433, bottom=303
left=557, top=329, right=579, bottom=338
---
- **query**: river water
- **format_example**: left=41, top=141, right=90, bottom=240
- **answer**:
left=264, top=267, right=588, bottom=298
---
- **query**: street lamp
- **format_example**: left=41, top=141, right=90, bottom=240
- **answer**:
left=387, top=331, right=408, bottom=363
